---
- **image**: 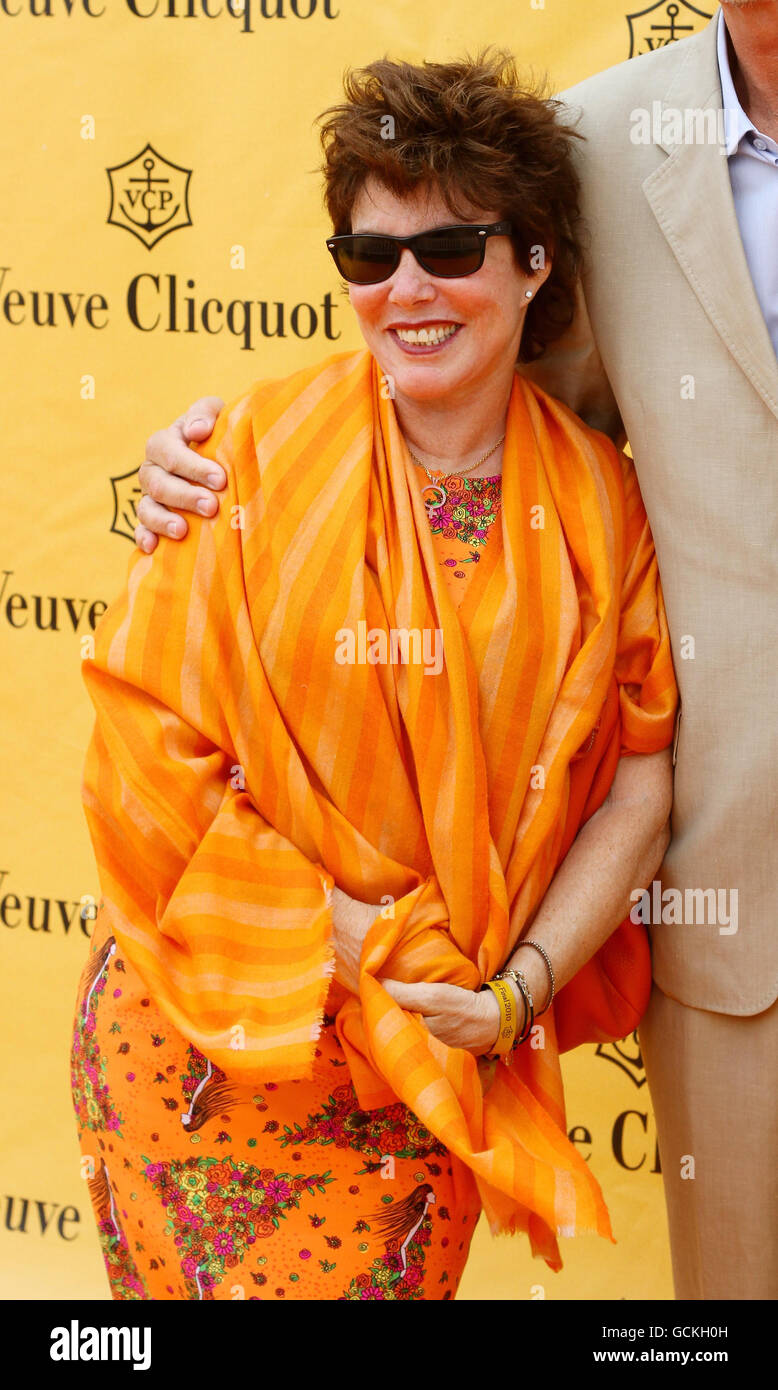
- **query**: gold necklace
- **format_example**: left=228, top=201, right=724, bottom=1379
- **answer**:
left=406, top=433, right=506, bottom=516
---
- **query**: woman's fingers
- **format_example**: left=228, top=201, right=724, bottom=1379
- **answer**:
left=380, top=978, right=498, bottom=1054
left=380, top=979, right=424, bottom=1008
left=380, top=979, right=458, bottom=1013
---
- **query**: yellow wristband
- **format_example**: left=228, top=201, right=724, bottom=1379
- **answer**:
left=485, top=978, right=518, bottom=1055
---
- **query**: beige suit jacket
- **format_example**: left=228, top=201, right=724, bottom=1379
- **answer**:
left=523, top=10, right=778, bottom=1014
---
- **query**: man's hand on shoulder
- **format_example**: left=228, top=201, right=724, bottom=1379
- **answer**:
left=135, top=395, right=227, bottom=552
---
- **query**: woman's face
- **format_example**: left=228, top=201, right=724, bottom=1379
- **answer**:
left=346, top=176, right=552, bottom=407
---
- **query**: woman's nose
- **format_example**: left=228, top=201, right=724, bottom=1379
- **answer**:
left=388, top=247, right=435, bottom=299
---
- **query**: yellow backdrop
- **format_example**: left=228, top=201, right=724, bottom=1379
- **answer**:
left=0, top=0, right=715, bottom=1300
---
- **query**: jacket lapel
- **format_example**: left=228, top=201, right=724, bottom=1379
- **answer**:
left=641, top=16, right=778, bottom=422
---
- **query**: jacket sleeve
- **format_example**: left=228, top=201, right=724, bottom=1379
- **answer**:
left=81, top=386, right=335, bottom=1084
left=614, top=448, right=679, bottom=756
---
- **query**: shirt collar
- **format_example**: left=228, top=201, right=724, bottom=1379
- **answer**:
left=717, top=7, right=759, bottom=157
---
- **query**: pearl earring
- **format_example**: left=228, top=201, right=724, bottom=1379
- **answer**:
left=525, top=290, right=533, bottom=299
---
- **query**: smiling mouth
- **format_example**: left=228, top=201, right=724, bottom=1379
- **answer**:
left=389, top=323, right=462, bottom=348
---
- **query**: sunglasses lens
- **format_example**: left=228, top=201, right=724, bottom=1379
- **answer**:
left=414, top=230, right=483, bottom=276
left=330, top=228, right=498, bottom=282
left=334, top=236, right=398, bottom=284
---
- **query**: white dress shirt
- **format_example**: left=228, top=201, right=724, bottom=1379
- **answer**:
left=717, top=7, right=778, bottom=359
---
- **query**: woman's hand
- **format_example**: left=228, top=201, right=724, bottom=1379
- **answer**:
left=379, top=979, right=501, bottom=1056
left=329, top=888, right=504, bottom=1057
left=135, top=396, right=227, bottom=552
left=329, top=886, right=383, bottom=995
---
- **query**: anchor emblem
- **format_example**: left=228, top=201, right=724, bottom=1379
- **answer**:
left=106, top=143, right=193, bottom=251
left=595, top=1031, right=648, bottom=1089
left=626, top=0, right=712, bottom=59
left=109, top=468, right=142, bottom=543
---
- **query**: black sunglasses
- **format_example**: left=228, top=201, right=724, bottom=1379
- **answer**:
left=325, top=221, right=513, bottom=285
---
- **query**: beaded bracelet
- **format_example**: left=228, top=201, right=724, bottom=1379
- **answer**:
left=513, top=940, right=555, bottom=1017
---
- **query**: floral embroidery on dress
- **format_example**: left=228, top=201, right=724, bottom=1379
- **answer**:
left=276, top=1083, right=447, bottom=1164
left=73, top=926, right=478, bottom=1300
left=71, top=936, right=123, bottom=1137
left=179, top=1045, right=243, bottom=1135
left=88, top=1157, right=150, bottom=1300
left=340, top=1184, right=438, bottom=1301
left=140, top=1154, right=334, bottom=1299
left=425, top=474, right=501, bottom=548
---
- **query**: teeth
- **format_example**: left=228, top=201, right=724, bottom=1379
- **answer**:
left=394, top=324, right=458, bottom=346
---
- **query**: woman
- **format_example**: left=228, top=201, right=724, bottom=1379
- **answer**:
left=72, top=49, right=677, bottom=1301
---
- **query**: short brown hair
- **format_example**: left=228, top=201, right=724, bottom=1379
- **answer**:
left=317, top=48, right=585, bottom=363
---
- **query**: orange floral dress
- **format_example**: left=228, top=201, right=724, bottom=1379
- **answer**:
left=419, top=470, right=503, bottom=609
left=70, top=471, right=501, bottom=1303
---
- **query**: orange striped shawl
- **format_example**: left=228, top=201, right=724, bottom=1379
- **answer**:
left=81, top=348, right=677, bottom=1268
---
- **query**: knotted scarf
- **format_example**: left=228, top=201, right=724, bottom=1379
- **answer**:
left=82, top=347, right=677, bottom=1268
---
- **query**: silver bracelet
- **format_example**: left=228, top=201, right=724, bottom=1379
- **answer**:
left=513, top=940, right=555, bottom=1016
